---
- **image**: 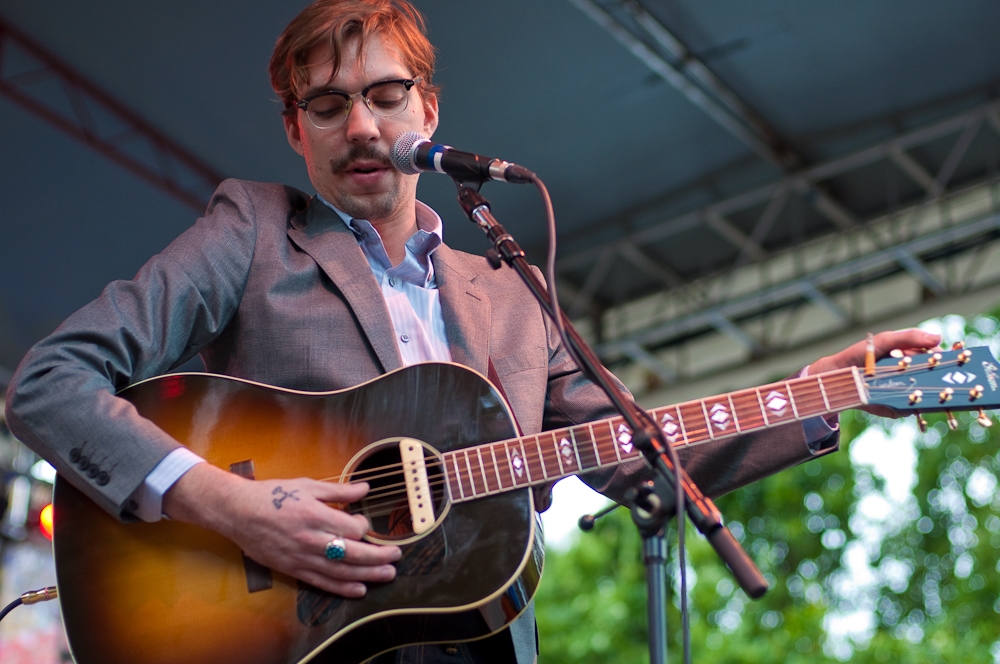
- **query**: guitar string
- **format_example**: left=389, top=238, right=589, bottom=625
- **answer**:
left=319, top=373, right=864, bottom=492
left=338, top=367, right=993, bottom=521
left=317, top=373, right=868, bottom=512
left=344, top=375, right=869, bottom=521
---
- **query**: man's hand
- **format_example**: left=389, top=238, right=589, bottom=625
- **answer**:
left=163, top=464, right=400, bottom=598
left=809, top=328, right=943, bottom=417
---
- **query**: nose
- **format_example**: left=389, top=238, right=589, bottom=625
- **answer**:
left=343, top=96, right=380, bottom=143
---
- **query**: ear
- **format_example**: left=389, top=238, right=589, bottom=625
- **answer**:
left=421, top=93, right=439, bottom=139
left=283, top=113, right=305, bottom=157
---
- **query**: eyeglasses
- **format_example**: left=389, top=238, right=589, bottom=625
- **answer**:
left=295, top=77, right=422, bottom=129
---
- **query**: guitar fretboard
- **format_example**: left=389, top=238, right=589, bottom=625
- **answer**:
left=441, top=367, right=866, bottom=502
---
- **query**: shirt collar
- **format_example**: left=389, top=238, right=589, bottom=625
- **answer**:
left=317, top=194, right=444, bottom=245
left=317, top=195, right=444, bottom=286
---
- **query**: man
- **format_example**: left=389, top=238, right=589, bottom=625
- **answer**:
left=5, top=1, right=939, bottom=662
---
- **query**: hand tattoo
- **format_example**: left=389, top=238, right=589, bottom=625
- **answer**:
left=272, top=486, right=300, bottom=509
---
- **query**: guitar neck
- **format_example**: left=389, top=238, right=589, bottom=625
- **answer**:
left=441, top=366, right=867, bottom=502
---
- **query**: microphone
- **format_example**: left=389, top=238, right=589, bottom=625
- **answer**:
left=390, top=132, right=535, bottom=184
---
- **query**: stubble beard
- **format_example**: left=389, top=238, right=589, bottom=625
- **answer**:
left=327, top=144, right=405, bottom=222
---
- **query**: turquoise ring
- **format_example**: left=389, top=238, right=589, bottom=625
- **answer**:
left=325, top=536, right=347, bottom=561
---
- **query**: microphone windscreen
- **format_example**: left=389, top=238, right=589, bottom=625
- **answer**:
left=390, top=131, right=427, bottom=175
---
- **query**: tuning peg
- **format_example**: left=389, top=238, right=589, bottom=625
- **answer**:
left=928, top=352, right=943, bottom=367
left=909, top=390, right=924, bottom=405
left=978, top=409, right=993, bottom=428
left=865, top=333, right=876, bottom=377
left=939, top=387, right=954, bottom=403
left=946, top=410, right=958, bottom=430
left=952, top=341, right=965, bottom=350
left=957, top=349, right=973, bottom=365
left=916, top=412, right=928, bottom=433
left=970, top=385, right=985, bottom=400
left=898, top=356, right=912, bottom=370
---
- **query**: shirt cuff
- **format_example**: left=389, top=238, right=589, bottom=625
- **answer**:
left=127, top=448, right=206, bottom=522
left=799, top=364, right=840, bottom=453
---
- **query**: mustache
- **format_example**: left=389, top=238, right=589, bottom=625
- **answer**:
left=330, top=144, right=393, bottom=173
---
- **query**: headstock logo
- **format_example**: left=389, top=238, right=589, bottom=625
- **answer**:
left=984, top=361, right=999, bottom=392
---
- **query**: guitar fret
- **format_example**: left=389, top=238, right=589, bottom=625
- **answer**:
left=451, top=454, right=466, bottom=500
left=786, top=381, right=800, bottom=418
left=510, top=440, right=531, bottom=485
left=607, top=421, right=624, bottom=462
left=522, top=436, right=544, bottom=482
left=551, top=432, right=567, bottom=476
left=574, top=425, right=600, bottom=470
left=759, top=383, right=795, bottom=424
left=731, top=389, right=765, bottom=431
left=478, top=448, right=497, bottom=494
left=533, top=436, right=551, bottom=480
left=655, top=405, right=685, bottom=447
left=794, top=377, right=826, bottom=418
left=728, top=394, right=741, bottom=432
left=678, top=401, right=709, bottom=446
left=493, top=443, right=512, bottom=489
left=756, top=388, right=770, bottom=427
left=594, top=422, right=617, bottom=465
left=539, top=432, right=563, bottom=479
left=676, top=406, right=690, bottom=447
left=463, top=450, right=478, bottom=496
left=700, top=400, right=717, bottom=440
left=825, top=371, right=863, bottom=409
left=818, top=375, right=832, bottom=411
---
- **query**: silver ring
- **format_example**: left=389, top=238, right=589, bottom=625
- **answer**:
left=325, top=536, right=347, bottom=560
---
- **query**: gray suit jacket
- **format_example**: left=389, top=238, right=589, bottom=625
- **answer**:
left=6, top=179, right=834, bottom=662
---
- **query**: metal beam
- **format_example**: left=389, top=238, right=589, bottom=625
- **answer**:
left=566, top=0, right=787, bottom=168
left=617, top=241, right=683, bottom=288
left=597, top=207, right=1000, bottom=363
left=0, top=17, right=223, bottom=212
left=620, top=341, right=677, bottom=384
left=557, top=98, right=1000, bottom=276
left=704, top=210, right=765, bottom=260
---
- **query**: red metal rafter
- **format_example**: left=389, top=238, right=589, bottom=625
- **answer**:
left=0, top=17, right=224, bottom=212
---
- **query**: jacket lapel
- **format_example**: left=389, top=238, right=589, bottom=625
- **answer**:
left=286, top=199, right=403, bottom=373
left=433, top=245, right=491, bottom=377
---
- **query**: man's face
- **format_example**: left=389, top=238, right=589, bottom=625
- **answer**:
left=284, top=35, right=438, bottom=225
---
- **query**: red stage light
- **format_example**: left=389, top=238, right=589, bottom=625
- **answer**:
left=39, top=503, right=54, bottom=540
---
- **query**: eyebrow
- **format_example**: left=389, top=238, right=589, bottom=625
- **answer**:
left=300, top=75, right=412, bottom=101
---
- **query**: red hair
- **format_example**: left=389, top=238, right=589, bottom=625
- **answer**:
left=269, top=0, right=439, bottom=115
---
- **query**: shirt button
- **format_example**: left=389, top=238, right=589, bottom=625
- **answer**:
left=400, top=334, right=410, bottom=343
left=388, top=277, right=396, bottom=287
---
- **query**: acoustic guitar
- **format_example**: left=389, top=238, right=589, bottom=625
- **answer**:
left=53, top=345, right=1000, bottom=663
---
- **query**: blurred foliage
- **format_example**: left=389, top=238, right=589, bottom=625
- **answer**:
left=536, top=312, right=1000, bottom=662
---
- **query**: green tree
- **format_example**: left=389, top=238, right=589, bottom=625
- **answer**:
left=536, top=313, right=1000, bottom=663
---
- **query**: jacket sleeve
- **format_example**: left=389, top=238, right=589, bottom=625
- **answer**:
left=3, top=180, right=267, bottom=519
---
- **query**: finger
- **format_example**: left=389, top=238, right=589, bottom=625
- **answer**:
left=874, top=329, right=941, bottom=356
left=308, top=480, right=371, bottom=503
left=322, top=561, right=398, bottom=583
left=315, top=532, right=401, bottom=565
left=295, top=570, right=368, bottom=598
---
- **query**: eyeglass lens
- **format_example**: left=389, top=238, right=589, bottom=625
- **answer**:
left=307, top=81, right=411, bottom=128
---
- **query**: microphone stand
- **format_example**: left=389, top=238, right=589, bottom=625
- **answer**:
left=453, top=182, right=768, bottom=662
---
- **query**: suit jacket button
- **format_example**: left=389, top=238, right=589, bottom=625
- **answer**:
left=69, top=448, right=81, bottom=462
left=78, top=455, right=90, bottom=470
left=97, top=472, right=110, bottom=486
left=128, top=500, right=139, bottom=512
left=87, top=464, right=100, bottom=478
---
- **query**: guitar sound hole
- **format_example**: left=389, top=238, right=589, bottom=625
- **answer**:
left=350, top=442, right=448, bottom=543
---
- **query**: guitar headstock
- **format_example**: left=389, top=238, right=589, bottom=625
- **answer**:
left=865, top=342, right=1000, bottom=429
